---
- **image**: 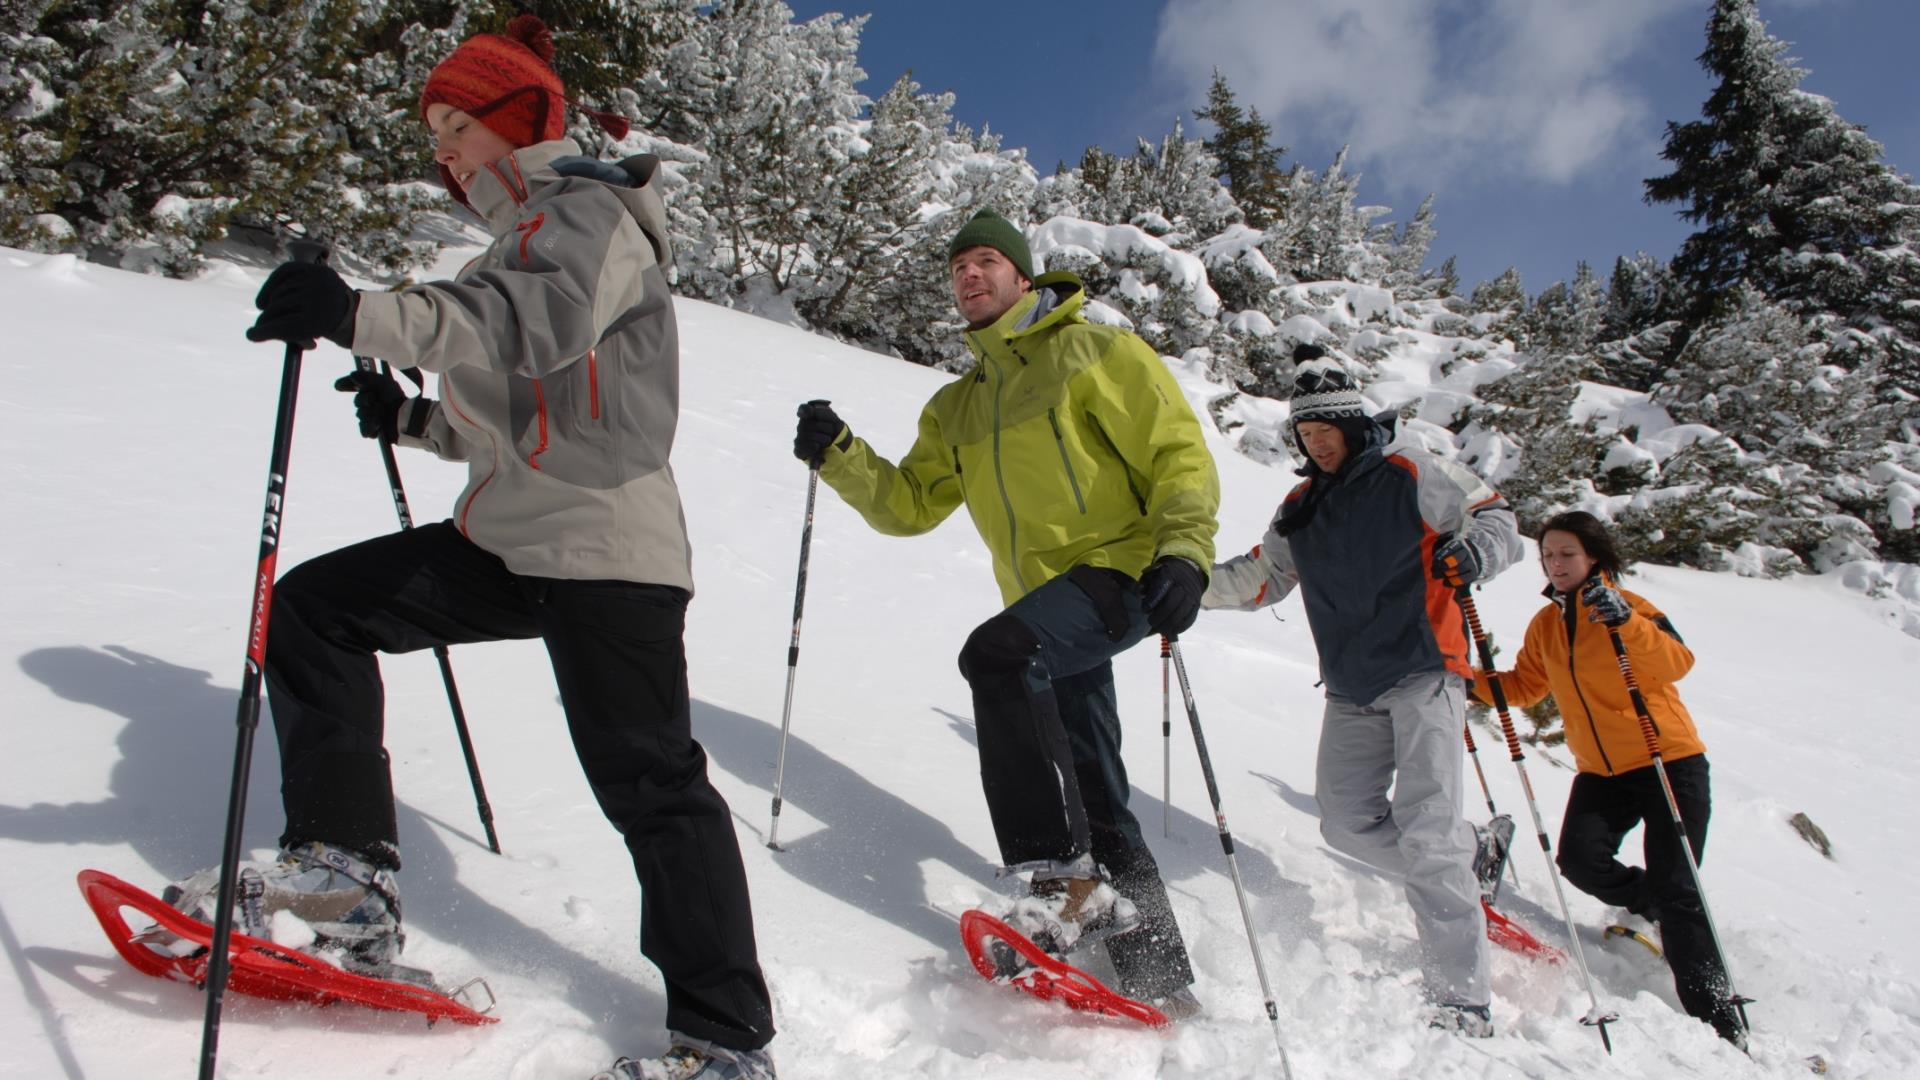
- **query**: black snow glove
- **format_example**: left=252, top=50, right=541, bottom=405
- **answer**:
left=1141, top=556, right=1205, bottom=637
left=793, top=399, right=852, bottom=465
left=1432, top=532, right=1487, bottom=589
left=247, top=261, right=357, bottom=347
left=1580, top=580, right=1633, bottom=627
left=333, top=368, right=407, bottom=441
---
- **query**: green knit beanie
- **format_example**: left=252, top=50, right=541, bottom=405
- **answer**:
left=947, top=208, right=1035, bottom=281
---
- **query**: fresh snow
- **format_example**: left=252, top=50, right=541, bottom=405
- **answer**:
left=2, top=245, right=1918, bottom=1079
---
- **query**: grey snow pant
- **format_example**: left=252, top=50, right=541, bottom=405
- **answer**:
left=1315, top=669, right=1489, bottom=1007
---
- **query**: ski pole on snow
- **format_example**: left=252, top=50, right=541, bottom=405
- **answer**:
left=1456, top=585, right=1618, bottom=1053
left=199, top=239, right=328, bottom=1080
left=1606, top=623, right=1752, bottom=1035
left=1463, top=721, right=1520, bottom=889
left=766, top=465, right=820, bottom=851
left=352, top=355, right=501, bottom=854
left=1161, top=635, right=1172, bottom=838
left=1167, top=639, right=1293, bottom=1080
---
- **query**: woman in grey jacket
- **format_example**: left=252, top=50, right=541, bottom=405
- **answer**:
left=190, top=18, right=775, bottom=1080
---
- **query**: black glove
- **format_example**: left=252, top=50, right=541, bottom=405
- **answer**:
left=333, top=369, right=407, bottom=441
left=1141, top=556, right=1205, bottom=637
left=1581, top=580, right=1632, bottom=627
left=247, top=261, right=357, bottom=346
left=793, top=399, right=851, bottom=464
left=1432, top=532, right=1486, bottom=589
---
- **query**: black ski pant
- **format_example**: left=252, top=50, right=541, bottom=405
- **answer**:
left=264, top=522, right=774, bottom=1050
left=1557, top=754, right=1735, bottom=1039
left=958, top=566, right=1195, bottom=1000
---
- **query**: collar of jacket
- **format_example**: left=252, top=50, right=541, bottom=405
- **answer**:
left=962, top=272, right=1087, bottom=373
left=463, top=139, right=582, bottom=232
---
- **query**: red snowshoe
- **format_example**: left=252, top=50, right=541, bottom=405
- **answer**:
left=958, top=908, right=1169, bottom=1027
left=78, top=869, right=496, bottom=1025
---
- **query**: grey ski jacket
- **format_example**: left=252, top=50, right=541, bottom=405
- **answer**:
left=1205, top=418, right=1524, bottom=706
left=352, top=139, right=692, bottom=590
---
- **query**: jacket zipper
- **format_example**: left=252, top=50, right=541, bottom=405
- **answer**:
left=1047, top=408, right=1088, bottom=514
left=1562, top=597, right=1616, bottom=775
left=528, top=379, right=550, bottom=469
left=587, top=348, right=600, bottom=420
left=1086, top=411, right=1146, bottom=515
left=988, top=357, right=1026, bottom=594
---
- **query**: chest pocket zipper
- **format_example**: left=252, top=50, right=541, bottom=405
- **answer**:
left=1048, top=409, right=1087, bottom=514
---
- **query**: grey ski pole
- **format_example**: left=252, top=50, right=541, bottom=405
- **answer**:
left=766, top=465, right=819, bottom=851
left=1463, top=721, right=1519, bottom=890
left=1161, top=635, right=1172, bottom=838
left=1607, top=622, right=1752, bottom=1036
left=351, top=356, right=500, bottom=854
left=1457, top=585, right=1618, bottom=1053
left=1167, top=639, right=1293, bottom=1079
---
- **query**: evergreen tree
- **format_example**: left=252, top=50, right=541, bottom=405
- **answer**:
left=1468, top=267, right=1528, bottom=341
left=1657, top=285, right=1888, bottom=567
left=1466, top=350, right=1611, bottom=535
left=1596, top=253, right=1682, bottom=390
left=1382, top=195, right=1444, bottom=301
left=0, top=0, right=460, bottom=276
left=1193, top=71, right=1286, bottom=228
left=1646, top=0, right=1920, bottom=396
left=1520, top=262, right=1606, bottom=358
left=1266, top=147, right=1386, bottom=284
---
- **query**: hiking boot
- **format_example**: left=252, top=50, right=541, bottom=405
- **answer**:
left=1148, top=984, right=1205, bottom=1022
left=1003, top=861, right=1139, bottom=955
left=1473, top=814, right=1515, bottom=903
left=161, top=840, right=402, bottom=969
left=592, top=1035, right=776, bottom=1080
left=1428, top=1002, right=1495, bottom=1037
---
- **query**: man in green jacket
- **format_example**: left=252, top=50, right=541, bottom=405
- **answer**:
left=792, top=209, right=1220, bottom=1017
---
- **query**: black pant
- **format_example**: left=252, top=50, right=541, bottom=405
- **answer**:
left=1557, top=755, right=1735, bottom=1038
left=265, top=523, right=773, bottom=1050
left=959, top=569, right=1195, bottom=1000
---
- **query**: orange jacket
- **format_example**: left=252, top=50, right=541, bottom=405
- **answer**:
left=1470, top=581, right=1705, bottom=776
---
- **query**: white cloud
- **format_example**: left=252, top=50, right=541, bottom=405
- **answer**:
left=1152, top=0, right=1695, bottom=188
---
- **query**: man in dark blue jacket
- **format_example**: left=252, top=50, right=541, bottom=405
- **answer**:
left=1203, top=346, right=1524, bottom=1036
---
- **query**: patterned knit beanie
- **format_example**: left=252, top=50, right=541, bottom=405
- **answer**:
left=1288, top=345, right=1367, bottom=427
left=421, top=16, right=570, bottom=149
left=947, top=208, right=1035, bottom=281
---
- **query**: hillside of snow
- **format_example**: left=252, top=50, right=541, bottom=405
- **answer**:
left=2, top=245, right=1917, bottom=1079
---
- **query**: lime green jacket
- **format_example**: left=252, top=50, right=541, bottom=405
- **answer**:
left=818, top=273, right=1220, bottom=606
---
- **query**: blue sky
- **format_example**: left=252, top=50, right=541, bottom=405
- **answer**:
left=785, top=0, right=1920, bottom=296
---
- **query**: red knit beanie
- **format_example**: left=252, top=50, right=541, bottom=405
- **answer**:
left=420, top=15, right=567, bottom=149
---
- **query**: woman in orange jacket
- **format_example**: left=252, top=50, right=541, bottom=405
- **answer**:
left=1471, top=510, right=1740, bottom=1046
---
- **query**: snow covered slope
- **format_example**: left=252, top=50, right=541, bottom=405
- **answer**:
left=1, top=247, right=1916, bottom=1078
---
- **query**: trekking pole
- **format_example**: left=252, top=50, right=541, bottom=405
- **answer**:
left=200, top=239, right=328, bottom=1080
left=1606, top=623, right=1752, bottom=1035
left=1167, top=639, right=1292, bottom=1079
left=352, top=355, right=500, bottom=854
left=766, top=465, right=820, bottom=851
left=1161, top=635, right=1172, bottom=838
left=1463, top=721, right=1519, bottom=889
left=1456, top=586, right=1618, bottom=1053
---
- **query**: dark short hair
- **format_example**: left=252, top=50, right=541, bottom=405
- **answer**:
left=1538, top=510, right=1624, bottom=578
